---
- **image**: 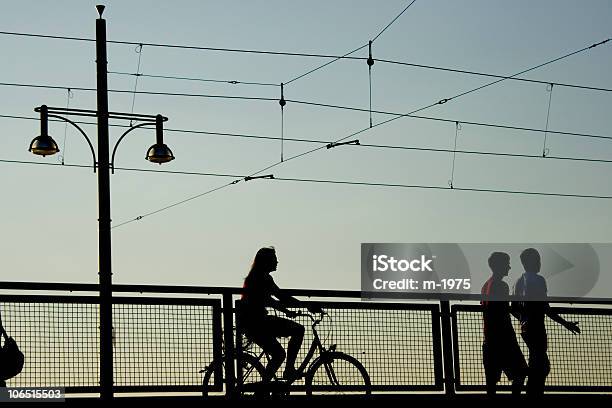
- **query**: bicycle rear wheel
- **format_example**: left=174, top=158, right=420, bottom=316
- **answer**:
left=305, top=352, right=371, bottom=395
left=236, top=353, right=267, bottom=396
left=202, top=359, right=221, bottom=397
left=201, top=354, right=267, bottom=397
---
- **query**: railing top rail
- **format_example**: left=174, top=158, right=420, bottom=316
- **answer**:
left=1, top=281, right=611, bottom=305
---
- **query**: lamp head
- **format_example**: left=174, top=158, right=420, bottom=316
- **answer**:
left=146, top=114, right=174, bottom=164
left=29, top=135, right=60, bottom=157
left=146, top=143, right=175, bottom=164
left=29, top=105, right=59, bottom=157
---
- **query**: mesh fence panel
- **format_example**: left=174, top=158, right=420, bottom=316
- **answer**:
left=4, top=293, right=611, bottom=394
left=453, top=304, right=612, bottom=389
left=0, top=299, right=99, bottom=389
left=239, top=302, right=441, bottom=390
left=113, top=300, right=217, bottom=388
left=0, top=297, right=219, bottom=391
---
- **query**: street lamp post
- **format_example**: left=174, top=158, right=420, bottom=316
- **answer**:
left=27, top=5, right=175, bottom=400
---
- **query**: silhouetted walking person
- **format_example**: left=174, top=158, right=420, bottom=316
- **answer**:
left=0, top=308, right=24, bottom=388
left=481, top=252, right=527, bottom=397
left=513, top=248, right=580, bottom=398
left=238, top=247, right=320, bottom=382
left=0, top=310, right=4, bottom=388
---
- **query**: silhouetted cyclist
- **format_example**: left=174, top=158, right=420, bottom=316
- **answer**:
left=513, top=248, right=580, bottom=397
left=238, top=247, right=321, bottom=382
left=481, top=252, right=527, bottom=397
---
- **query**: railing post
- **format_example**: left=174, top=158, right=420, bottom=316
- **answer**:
left=222, top=293, right=236, bottom=398
left=440, top=300, right=456, bottom=396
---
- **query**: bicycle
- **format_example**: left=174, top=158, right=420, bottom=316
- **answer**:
left=201, top=309, right=371, bottom=397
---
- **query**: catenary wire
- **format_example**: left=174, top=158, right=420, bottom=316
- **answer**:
left=118, top=36, right=609, bottom=224
left=2, top=82, right=612, bottom=143
left=371, top=0, right=418, bottom=42
left=2, top=158, right=611, bottom=203
left=2, top=30, right=610, bottom=92
left=284, top=43, right=368, bottom=85
left=128, top=44, right=144, bottom=125
left=243, top=38, right=612, bottom=180
left=3, top=112, right=612, bottom=164
left=284, top=0, right=416, bottom=85
left=108, top=71, right=279, bottom=87
left=2, top=37, right=610, bottom=225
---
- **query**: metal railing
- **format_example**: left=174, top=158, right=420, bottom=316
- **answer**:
left=452, top=304, right=612, bottom=392
left=0, top=281, right=610, bottom=396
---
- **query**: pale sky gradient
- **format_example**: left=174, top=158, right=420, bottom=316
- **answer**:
left=1, top=1, right=611, bottom=291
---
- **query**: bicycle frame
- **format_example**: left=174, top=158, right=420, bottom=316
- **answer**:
left=203, top=311, right=370, bottom=397
left=294, top=314, right=335, bottom=379
left=235, top=312, right=334, bottom=385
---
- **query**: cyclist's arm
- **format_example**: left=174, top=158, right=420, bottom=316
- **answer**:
left=259, top=279, right=297, bottom=315
left=270, top=281, right=300, bottom=308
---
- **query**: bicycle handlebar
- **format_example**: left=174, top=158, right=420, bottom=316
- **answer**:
left=292, top=310, right=327, bottom=326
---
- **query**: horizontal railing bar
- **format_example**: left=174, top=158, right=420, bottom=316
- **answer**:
left=112, top=385, right=204, bottom=393
left=0, top=294, right=222, bottom=306
left=293, top=299, right=439, bottom=311
left=112, top=296, right=221, bottom=306
left=64, top=386, right=101, bottom=393
left=2, top=281, right=612, bottom=304
left=456, top=384, right=612, bottom=392
left=0, top=294, right=100, bottom=304
left=452, top=304, right=612, bottom=315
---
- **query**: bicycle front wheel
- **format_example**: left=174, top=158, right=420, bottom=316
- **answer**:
left=305, top=352, right=371, bottom=395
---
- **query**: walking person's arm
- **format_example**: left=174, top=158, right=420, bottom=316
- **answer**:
left=510, top=301, right=522, bottom=321
left=545, top=303, right=581, bottom=334
left=510, top=276, right=524, bottom=321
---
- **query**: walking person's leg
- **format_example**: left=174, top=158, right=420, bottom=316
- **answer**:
left=522, top=332, right=547, bottom=398
left=483, top=342, right=501, bottom=397
left=505, top=340, right=527, bottom=397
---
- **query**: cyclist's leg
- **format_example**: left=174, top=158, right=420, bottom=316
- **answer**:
left=266, top=316, right=305, bottom=378
left=252, top=334, right=286, bottom=382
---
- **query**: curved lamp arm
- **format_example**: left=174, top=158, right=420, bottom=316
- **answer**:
left=48, top=114, right=97, bottom=172
left=111, top=122, right=155, bottom=173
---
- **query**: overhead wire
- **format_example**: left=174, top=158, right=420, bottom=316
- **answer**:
left=241, top=38, right=612, bottom=181
left=1, top=30, right=610, bottom=92
left=128, top=44, right=144, bottom=125
left=3, top=82, right=611, bottom=143
left=3, top=110, right=612, bottom=165
left=108, top=71, right=279, bottom=87
left=370, top=0, right=418, bottom=42
left=542, top=83, right=555, bottom=157
left=2, top=158, right=611, bottom=203
left=59, top=87, right=73, bottom=165
left=284, top=43, right=368, bottom=85
left=2, top=30, right=611, bottom=225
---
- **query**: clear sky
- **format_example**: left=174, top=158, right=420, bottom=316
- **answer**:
left=0, top=0, right=611, bottom=291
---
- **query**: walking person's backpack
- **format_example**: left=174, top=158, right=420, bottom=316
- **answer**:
left=0, top=329, right=25, bottom=382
